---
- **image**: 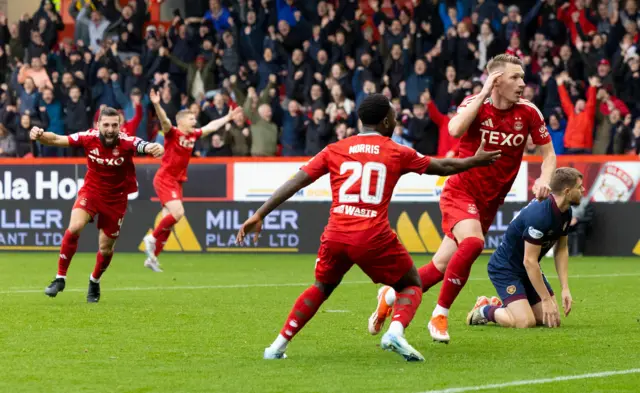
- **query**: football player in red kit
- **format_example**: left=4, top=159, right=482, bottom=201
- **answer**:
left=369, top=54, right=557, bottom=343
left=142, top=90, right=242, bottom=272
left=31, top=107, right=164, bottom=303
left=235, top=94, right=501, bottom=361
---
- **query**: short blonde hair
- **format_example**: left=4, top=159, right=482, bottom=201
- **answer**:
left=176, top=109, right=193, bottom=122
left=550, top=167, right=583, bottom=193
left=486, top=54, right=524, bottom=73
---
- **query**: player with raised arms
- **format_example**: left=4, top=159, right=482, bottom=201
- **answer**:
left=141, top=90, right=242, bottom=272
left=369, top=54, right=558, bottom=343
left=236, top=94, right=501, bottom=361
left=31, top=107, right=164, bottom=303
left=466, top=167, right=582, bottom=328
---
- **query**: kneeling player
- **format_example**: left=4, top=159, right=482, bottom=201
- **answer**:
left=467, top=167, right=583, bottom=328
left=236, top=94, right=500, bottom=361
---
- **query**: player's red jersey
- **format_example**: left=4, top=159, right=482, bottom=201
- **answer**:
left=156, top=126, right=202, bottom=182
left=68, top=129, right=143, bottom=200
left=446, top=95, right=551, bottom=202
left=301, top=133, right=432, bottom=246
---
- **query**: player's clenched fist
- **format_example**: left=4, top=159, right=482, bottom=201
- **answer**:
left=145, top=143, right=164, bottom=158
left=30, top=126, right=44, bottom=140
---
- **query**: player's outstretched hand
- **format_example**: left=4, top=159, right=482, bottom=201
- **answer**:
left=150, top=89, right=160, bottom=105
left=473, top=139, right=501, bottom=165
left=146, top=143, right=164, bottom=158
left=562, top=288, right=573, bottom=317
left=30, top=126, right=44, bottom=141
left=236, top=213, right=263, bottom=245
left=541, top=297, right=561, bottom=328
left=533, top=178, right=551, bottom=200
left=480, top=71, right=503, bottom=99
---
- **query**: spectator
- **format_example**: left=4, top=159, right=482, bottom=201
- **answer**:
left=326, top=84, right=354, bottom=121
left=0, top=124, right=16, bottom=157
left=76, top=7, right=111, bottom=54
left=12, top=74, right=40, bottom=116
left=160, top=47, right=216, bottom=101
left=236, top=75, right=279, bottom=156
left=547, top=112, right=567, bottom=155
left=424, top=91, right=458, bottom=158
left=204, top=0, right=232, bottom=33
left=392, top=124, right=413, bottom=147
left=305, top=108, right=330, bottom=156
left=38, top=88, right=64, bottom=157
left=206, top=133, right=232, bottom=156
left=18, top=57, right=53, bottom=90
left=281, top=100, right=306, bottom=156
left=557, top=73, right=599, bottom=154
left=223, top=111, right=251, bottom=156
left=64, top=85, right=91, bottom=156
left=403, top=102, right=437, bottom=156
left=92, top=68, right=119, bottom=110
left=405, top=59, right=432, bottom=105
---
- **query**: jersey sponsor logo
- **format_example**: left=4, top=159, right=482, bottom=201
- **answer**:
left=178, top=136, right=196, bottom=149
left=467, top=204, right=478, bottom=215
left=538, top=125, right=549, bottom=139
left=480, top=129, right=526, bottom=147
left=528, top=226, right=544, bottom=239
left=87, top=154, right=126, bottom=166
left=332, top=204, right=378, bottom=218
left=506, top=285, right=517, bottom=295
left=90, top=148, right=100, bottom=156
left=481, top=118, right=494, bottom=128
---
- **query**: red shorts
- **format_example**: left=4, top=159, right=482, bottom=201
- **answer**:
left=73, top=189, right=127, bottom=239
left=439, top=187, right=499, bottom=240
left=153, top=175, right=183, bottom=206
left=314, top=236, right=414, bottom=285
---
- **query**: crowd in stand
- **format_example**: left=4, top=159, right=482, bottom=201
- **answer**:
left=0, top=0, right=639, bottom=158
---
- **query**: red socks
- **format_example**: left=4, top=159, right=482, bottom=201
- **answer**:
left=437, top=237, right=484, bottom=309
left=391, top=286, right=422, bottom=328
left=152, top=215, right=177, bottom=256
left=418, top=261, right=445, bottom=293
left=280, top=285, right=327, bottom=341
left=91, top=252, right=113, bottom=281
left=57, top=230, right=79, bottom=277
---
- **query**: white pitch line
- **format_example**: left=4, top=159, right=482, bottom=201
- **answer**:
left=1, top=272, right=639, bottom=295
left=417, top=368, right=640, bottom=393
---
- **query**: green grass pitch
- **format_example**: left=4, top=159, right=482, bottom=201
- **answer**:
left=0, top=253, right=639, bottom=393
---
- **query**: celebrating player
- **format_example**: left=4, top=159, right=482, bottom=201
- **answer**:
left=236, top=94, right=501, bottom=361
left=466, top=168, right=582, bottom=328
left=142, top=89, right=242, bottom=272
left=368, top=54, right=557, bottom=343
left=32, top=108, right=164, bottom=303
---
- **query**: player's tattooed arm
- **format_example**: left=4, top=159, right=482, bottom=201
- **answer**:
left=425, top=140, right=501, bottom=176
left=553, top=236, right=572, bottom=317
left=150, top=89, right=172, bottom=133
left=29, top=127, right=70, bottom=147
left=200, top=107, right=244, bottom=138
left=524, top=241, right=560, bottom=328
left=236, top=171, right=314, bottom=244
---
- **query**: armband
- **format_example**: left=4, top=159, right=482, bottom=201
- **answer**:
left=137, top=141, right=150, bottom=154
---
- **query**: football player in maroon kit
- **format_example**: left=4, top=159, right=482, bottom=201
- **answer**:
left=236, top=94, right=501, bottom=361
left=31, top=107, right=164, bottom=303
left=369, top=54, right=557, bottom=343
